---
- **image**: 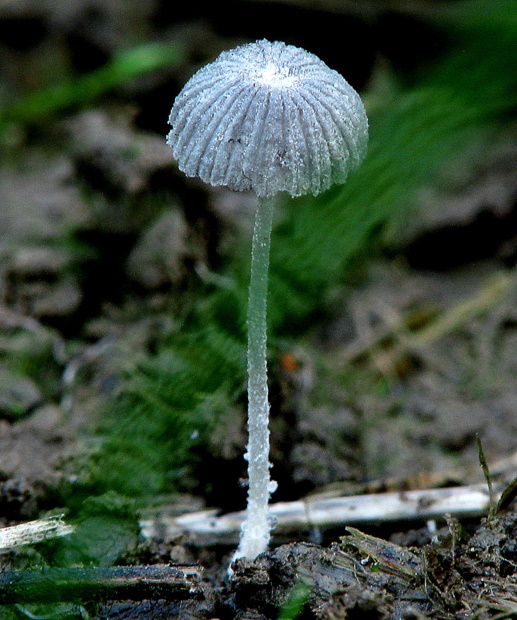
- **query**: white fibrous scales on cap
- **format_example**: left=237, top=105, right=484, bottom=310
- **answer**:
left=167, top=40, right=368, bottom=198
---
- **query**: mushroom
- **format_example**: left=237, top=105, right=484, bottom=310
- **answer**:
left=167, top=39, right=368, bottom=562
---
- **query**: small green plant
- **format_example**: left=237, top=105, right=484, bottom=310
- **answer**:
left=278, top=580, right=311, bottom=620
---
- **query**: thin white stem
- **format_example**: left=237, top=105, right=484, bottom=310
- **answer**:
left=235, top=195, right=277, bottom=561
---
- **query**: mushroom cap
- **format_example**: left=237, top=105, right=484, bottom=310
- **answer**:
left=167, top=40, right=368, bottom=198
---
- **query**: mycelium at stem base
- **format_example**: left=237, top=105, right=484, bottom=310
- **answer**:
left=235, top=195, right=277, bottom=562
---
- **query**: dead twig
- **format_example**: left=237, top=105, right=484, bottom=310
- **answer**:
left=140, top=483, right=495, bottom=547
left=0, top=515, right=74, bottom=550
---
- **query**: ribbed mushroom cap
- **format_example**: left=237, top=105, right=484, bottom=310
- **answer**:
left=167, top=40, right=368, bottom=198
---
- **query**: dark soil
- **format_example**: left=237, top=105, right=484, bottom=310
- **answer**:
left=1, top=1, right=517, bottom=618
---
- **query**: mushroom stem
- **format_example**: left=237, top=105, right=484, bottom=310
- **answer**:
left=237, top=195, right=276, bottom=561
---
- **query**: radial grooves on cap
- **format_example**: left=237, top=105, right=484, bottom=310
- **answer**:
left=290, top=90, right=315, bottom=195
left=318, top=82, right=365, bottom=170
left=303, top=88, right=344, bottom=187
left=208, top=86, right=249, bottom=186
left=245, top=88, right=272, bottom=196
left=223, top=86, right=259, bottom=191
left=260, top=88, right=281, bottom=196
left=167, top=39, right=368, bottom=198
left=309, top=84, right=353, bottom=157
left=232, top=88, right=264, bottom=192
left=171, top=70, right=233, bottom=162
left=168, top=70, right=221, bottom=148
left=272, top=89, right=289, bottom=195
left=196, top=81, right=249, bottom=182
left=294, top=89, right=330, bottom=193
left=184, top=83, right=243, bottom=178
left=278, top=90, right=296, bottom=196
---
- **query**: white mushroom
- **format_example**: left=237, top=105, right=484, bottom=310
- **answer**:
left=168, top=40, right=368, bottom=198
left=167, top=39, right=368, bottom=564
